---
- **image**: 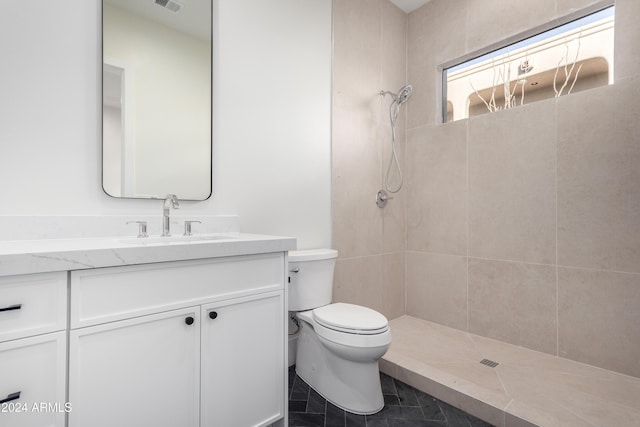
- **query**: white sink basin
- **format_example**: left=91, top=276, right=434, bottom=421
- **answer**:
left=118, top=234, right=237, bottom=245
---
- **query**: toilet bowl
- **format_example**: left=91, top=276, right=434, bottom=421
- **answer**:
left=288, top=249, right=392, bottom=415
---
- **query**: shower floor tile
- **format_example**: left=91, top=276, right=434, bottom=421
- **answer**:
left=381, top=316, right=640, bottom=427
left=288, top=365, right=492, bottom=427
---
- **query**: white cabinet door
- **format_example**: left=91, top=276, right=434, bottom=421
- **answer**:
left=201, top=291, right=285, bottom=427
left=68, top=307, right=200, bottom=427
left=0, top=332, right=67, bottom=427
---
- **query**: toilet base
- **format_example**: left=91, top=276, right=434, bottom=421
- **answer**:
left=295, top=321, right=384, bottom=415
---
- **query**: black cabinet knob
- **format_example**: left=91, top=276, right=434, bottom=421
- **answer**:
left=208, top=311, right=218, bottom=320
left=185, top=316, right=195, bottom=325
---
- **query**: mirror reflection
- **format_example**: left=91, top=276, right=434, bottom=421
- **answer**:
left=102, top=0, right=212, bottom=200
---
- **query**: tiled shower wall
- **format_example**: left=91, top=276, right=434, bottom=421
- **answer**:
left=332, top=0, right=640, bottom=379
left=332, top=0, right=407, bottom=321
left=406, top=0, right=640, bottom=378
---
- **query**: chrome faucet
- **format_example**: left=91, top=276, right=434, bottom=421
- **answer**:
left=162, top=194, right=180, bottom=237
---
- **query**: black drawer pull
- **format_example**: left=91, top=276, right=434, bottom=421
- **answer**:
left=0, top=304, right=21, bottom=313
left=208, top=311, right=217, bottom=320
left=0, top=392, right=21, bottom=404
left=185, top=316, right=195, bottom=325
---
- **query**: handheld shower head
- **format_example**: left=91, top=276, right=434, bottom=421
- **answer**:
left=380, top=84, right=413, bottom=105
left=378, top=83, right=413, bottom=196
left=396, top=84, right=412, bottom=105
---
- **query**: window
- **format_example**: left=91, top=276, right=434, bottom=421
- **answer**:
left=442, top=6, right=614, bottom=123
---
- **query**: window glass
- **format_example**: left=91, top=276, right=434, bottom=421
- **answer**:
left=443, top=7, right=614, bottom=123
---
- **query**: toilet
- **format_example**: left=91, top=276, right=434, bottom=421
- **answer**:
left=288, top=249, right=391, bottom=415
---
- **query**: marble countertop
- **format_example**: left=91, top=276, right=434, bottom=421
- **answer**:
left=0, top=233, right=297, bottom=277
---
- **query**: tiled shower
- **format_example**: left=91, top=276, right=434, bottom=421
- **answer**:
left=332, top=0, right=639, bottom=380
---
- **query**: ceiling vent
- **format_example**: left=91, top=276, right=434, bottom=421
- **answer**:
left=154, top=0, right=183, bottom=13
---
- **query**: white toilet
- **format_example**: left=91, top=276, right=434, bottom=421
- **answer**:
left=288, top=249, right=392, bottom=415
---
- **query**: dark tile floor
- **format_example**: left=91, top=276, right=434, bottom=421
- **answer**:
left=288, top=366, right=494, bottom=427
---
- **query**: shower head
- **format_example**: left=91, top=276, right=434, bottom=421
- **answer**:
left=379, top=84, right=413, bottom=105
left=396, top=84, right=412, bottom=105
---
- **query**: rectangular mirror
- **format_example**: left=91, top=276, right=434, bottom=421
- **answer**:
left=102, top=0, right=212, bottom=200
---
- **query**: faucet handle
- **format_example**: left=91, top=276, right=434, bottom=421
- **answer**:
left=126, top=221, right=149, bottom=238
left=183, top=221, right=201, bottom=236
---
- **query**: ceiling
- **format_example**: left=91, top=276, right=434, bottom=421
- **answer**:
left=105, top=0, right=210, bottom=41
left=389, top=0, right=431, bottom=13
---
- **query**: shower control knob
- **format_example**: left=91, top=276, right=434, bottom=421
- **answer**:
left=185, top=316, right=195, bottom=325
left=376, top=190, right=393, bottom=208
left=209, top=311, right=218, bottom=320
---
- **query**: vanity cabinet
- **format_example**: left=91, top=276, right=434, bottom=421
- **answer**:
left=0, top=272, right=67, bottom=427
left=68, top=253, right=286, bottom=427
left=201, top=292, right=284, bottom=427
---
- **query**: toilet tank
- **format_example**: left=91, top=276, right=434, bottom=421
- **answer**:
left=288, top=249, right=338, bottom=311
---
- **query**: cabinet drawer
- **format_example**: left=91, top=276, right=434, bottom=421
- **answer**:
left=0, top=332, right=67, bottom=427
left=0, top=272, right=67, bottom=342
left=71, top=253, right=285, bottom=328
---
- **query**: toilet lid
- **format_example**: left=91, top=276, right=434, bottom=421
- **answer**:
left=313, top=303, right=388, bottom=335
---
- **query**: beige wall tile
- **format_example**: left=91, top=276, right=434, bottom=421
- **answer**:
left=558, top=267, right=640, bottom=378
left=466, top=0, right=556, bottom=54
left=555, top=0, right=611, bottom=16
left=381, top=125, right=406, bottom=253
left=407, top=0, right=467, bottom=128
left=381, top=187, right=406, bottom=253
left=332, top=0, right=382, bottom=114
left=468, top=101, right=557, bottom=265
left=614, top=0, right=640, bottom=81
left=614, top=76, right=640, bottom=273
left=468, top=259, right=557, bottom=355
left=410, top=0, right=467, bottom=66
left=406, top=251, right=468, bottom=330
left=380, top=1, right=408, bottom=255
left=332, top=0, right=408, bottom=260
left=333, top=255, right=382, bottom=313
left=407, top=121, right=467, bottom=255
left=381, top=0, right=408, bottom=104
left=381, top=251, right=406, bottom=319
left=557, top=84, right=624, bottom=271
left=406, top=46, right=437, bottom=128
left=406, top=2, right=433, bottom=129
left=332, top=108, right=382, bottom=258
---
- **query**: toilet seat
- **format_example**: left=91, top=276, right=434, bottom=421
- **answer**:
left=313, top=303, right=388, bottom=335
left=296, top=303, right=391, bottom=349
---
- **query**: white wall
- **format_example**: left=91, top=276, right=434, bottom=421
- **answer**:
left=0, top=0, right=332, bottom=249
left=213, top=0, right=332, bottom=247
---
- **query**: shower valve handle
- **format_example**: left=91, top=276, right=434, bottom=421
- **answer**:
left=376, top=190, right=393, bottom=208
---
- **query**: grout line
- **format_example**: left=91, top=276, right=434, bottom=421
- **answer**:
left=404, top=7, right=409, bottom=319
left=555, top=98, right=560, bottom=357
left=556, top=264, right=640, bottom=276
left=405, top=251, right=640, bottom=277
left=466, top=118, right=470, bottom=333
left=405, top=250, right=555, bottom=268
